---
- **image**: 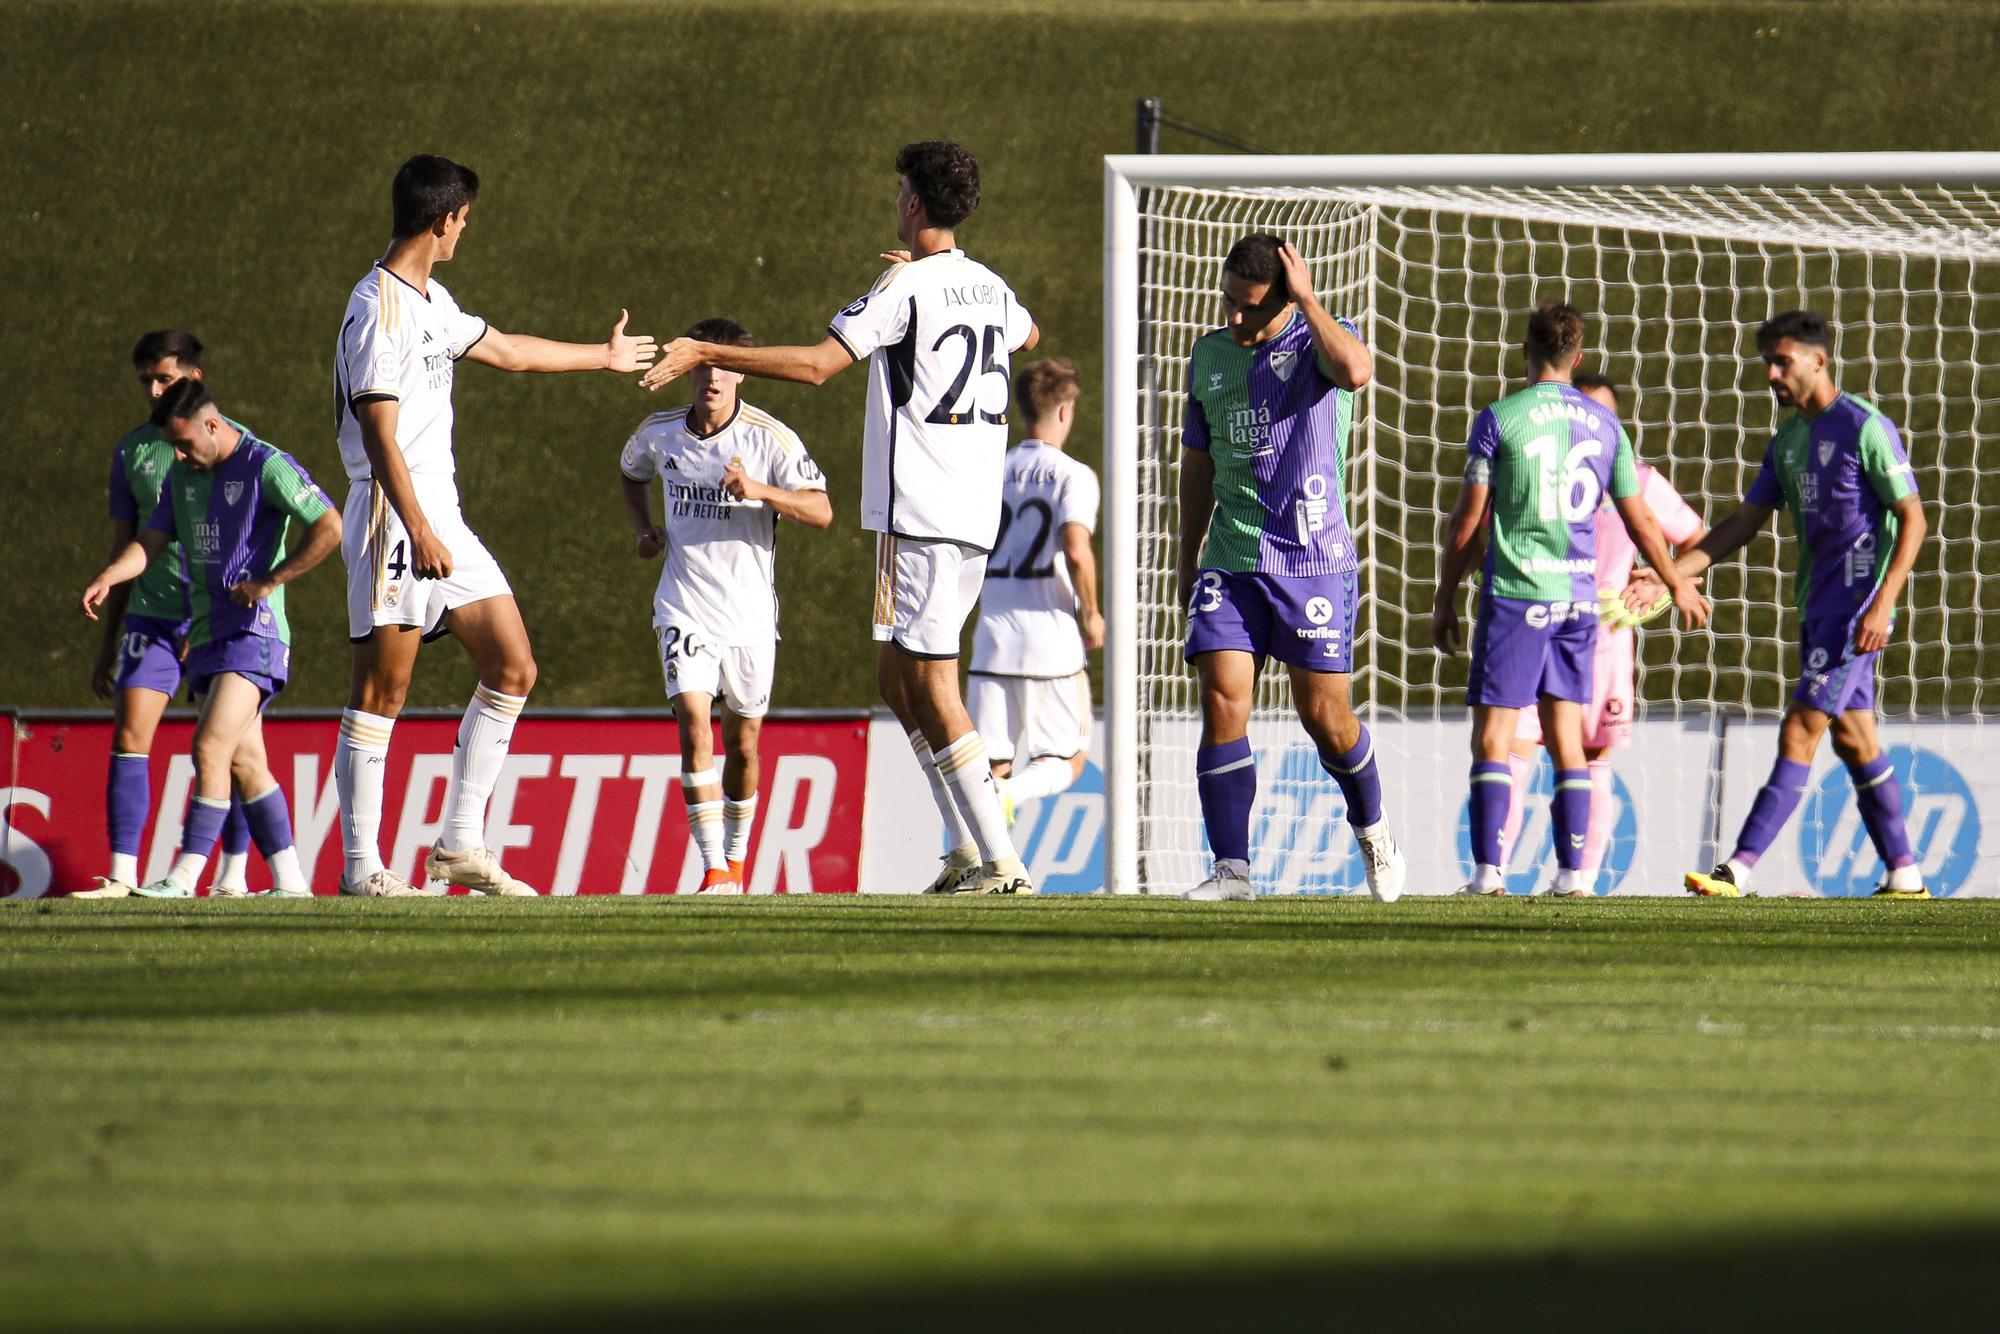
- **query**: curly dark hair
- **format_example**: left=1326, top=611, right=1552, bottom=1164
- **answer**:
left=1757, top=309, right=1832, bottom=352
left=895, top=140, right=981, bottom=229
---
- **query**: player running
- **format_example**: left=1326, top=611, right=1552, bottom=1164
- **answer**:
left=643, top=141, right=1038, bottom=896
left=1434, top=302, right=1705, bottom=898
left=1648, top=311, right=1930, bottom=899
left=619, top=317, right=832, bottom=894
left=1177, top=234, right=1406, bottom=902
left=1497, top=372, right=1706, bottom=895
left=969, top=359, right=1104, bottom=822
left=331, top=154, right=655, bottom=898
left=80, top=381, right=341, bottom=898
left=74, top=332, right=255, bottom=898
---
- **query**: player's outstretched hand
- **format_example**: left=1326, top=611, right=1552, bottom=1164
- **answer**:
left=606, top=310, right=658, bottom=374
left=636, top=525, right=664, bottom=560
left=1430, top=595, right=1461, bottom=655
left=228, top=578, right=277, bottom=608
left=1277, top=241, right=1317, bottom=307
left=1672, top=580, right=1710, bottom=630
left=879, top=250, right=913, bottom=266
left=640, top=338, right=706, bottom=391
left=1623, top=570, right=1665, bottom=618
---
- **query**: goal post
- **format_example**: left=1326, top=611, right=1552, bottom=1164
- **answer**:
left=1103, top=153, right=2000, bottom=898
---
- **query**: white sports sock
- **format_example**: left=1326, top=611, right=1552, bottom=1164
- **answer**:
left=443, top=685, right=527, bottom=853
left=1475, top=863, right=1506, bottom=892
left=908, top=730, right=975, bottom=854
left=1886, top=862, right=1923, bottom=890
left=1006, top=755, right=1075, bottom=805
left=687, top=799, right=727, bottom=872
left=935, top=732, right=1018, bottom=865
left=213, top=850, right=250, bottom=891
left=110, top=851, right=139, bottom=885
left=335, top=709, right=395, bottom=882
left=267, top=846, right=309, bottom=894
left=724, top=795, right=757, bottom=864
left=167, top=851, right=209, bottom=890
left=1723, top=856, right=1755, bottom=890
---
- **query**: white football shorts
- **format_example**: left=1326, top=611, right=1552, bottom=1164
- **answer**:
left=657, top=623, right=774, bottom=718
left=344, top=475, right=512, bottom=641
left=873, top=533, right=986, bottom=659
left=968, top=670, right=1091, bottom=766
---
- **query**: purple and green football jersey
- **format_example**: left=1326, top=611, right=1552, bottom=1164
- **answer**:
left=1745, top=393, right=1917, bottom=618
left=1469, top=381, right=1639, bottom=602
left=1182, top=311, right=1360, bottom=577
left=145, top=431, right=332, bottom=649
left=108, top=424, right=193, bottom=623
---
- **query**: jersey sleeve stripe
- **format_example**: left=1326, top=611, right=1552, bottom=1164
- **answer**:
left=826, top=325, right=860, bottom=361
left=453, top=319, right=489, bottom=362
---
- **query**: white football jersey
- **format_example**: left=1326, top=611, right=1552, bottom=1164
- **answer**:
left=620, top=401, right=826, bottom=646
left=827, top=250, right=1034, bottom=551
left=334, top=264, right=488, bottom=482
left=971, top=441, right=1101, bottom=677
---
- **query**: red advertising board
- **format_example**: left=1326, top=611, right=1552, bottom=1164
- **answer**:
left=0, top=711, right=869, bottom=898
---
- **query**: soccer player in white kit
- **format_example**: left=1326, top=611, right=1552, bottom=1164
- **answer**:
left=1497, top=373, right=1705, bottom=895
left=331, top=155, right=656, bottom=897
left=643, top=141, right=1039, bottom=895
left=968, top=359, right=1104, bottom=820
left=619, top=317, right=832, bottom=894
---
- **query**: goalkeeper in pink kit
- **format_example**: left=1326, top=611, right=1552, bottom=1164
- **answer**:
left=1499, top=373, right=1705, bottom=895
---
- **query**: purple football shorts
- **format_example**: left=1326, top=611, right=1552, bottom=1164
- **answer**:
left=185, top=633, right=291, bottom=708
left=1467, top=595, right=1596, bottom=710
left=114, top=614, right=189, bottom=696
left=1185, top=569, right=1356, bottom=673
left=1794, top=610, right=1879, bottom=715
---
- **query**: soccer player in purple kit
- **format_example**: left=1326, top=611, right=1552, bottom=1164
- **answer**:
left=1654, top=311, right=1930, bottom=898
left=1176, top=234, right=1406, bottom=902
left=80, top=381, right=343, bottom=898
left=76, top=332, right=258, bottom=898
left=1433, top=303, right=1706, bottom=897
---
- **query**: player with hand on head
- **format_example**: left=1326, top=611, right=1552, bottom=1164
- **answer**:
left=619, top=317, right=832, bottom=894
left=1433, top=302, right=1706, bottom=898
left=1177, top=234, right=1405, bottom=902
left=1648, top=311, right=1929, bottom=899
left=642, top=141, right=1039, bottom=896
left=74, top=332, right=256, bottom=898
left=331, top=154, right=656, bottom=898
left=80, top=381, right=341, bottom=899
left=968, top=359, right=1104, bottom=825
left=1496, top=372, right=1706, bottom=896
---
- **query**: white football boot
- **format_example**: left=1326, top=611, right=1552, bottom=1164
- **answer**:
left=1357, top=827, right=1406, bottom=903
left=338, top=868, right=426, bottom=898
left=921, top=848, right=982, bottom=895
left=969, top=859, right=1035, bottom=895
left=425, top=843, right=538, bottom=897
left=1182, top=859, right=1255, bottom=902
left=72, top=877, right=135, bottom=900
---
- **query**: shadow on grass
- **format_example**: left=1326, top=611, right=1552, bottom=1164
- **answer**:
left=402, top=1223, right=1999, bottom=1334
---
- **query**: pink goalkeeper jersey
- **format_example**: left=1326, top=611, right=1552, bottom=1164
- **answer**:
left=1594, top=463, right=1702, bottom=596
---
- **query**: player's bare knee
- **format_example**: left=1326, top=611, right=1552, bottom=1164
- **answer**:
left=491, top=653, right=537, bottom=698
left=113, top=720, right=153, bottom=755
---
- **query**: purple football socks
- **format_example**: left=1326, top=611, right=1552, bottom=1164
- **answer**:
left=1318, top=725, right=1384, bottom=829
left=1731, top=756, right=1811, bottom=867
left=1468, top=760, right=1512, bottom=868
left=1551, top=768, right=1592, bottom=871
left=1196, top=738, right=1256, bottom=864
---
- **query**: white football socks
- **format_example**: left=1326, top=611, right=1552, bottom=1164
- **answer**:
left=335, top=708, right=395, bottom=883
left=908, top=730, right=975, bottom=856
left=1006, top=755, right=1076, bottom=805
left=110, top=852, right=139, bottom=886
left=443, top=685, right=527, bottom=853
left=213, top=850, right=250, bottom=892
left=682, top=768, right=726, bottom=872
left=724, top=795, right=756, bottom=865
left=935, top=732, right=1018, bottom=866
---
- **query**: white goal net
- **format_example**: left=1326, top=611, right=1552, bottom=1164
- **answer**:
left=1103, top=154, right=2000, bottom=898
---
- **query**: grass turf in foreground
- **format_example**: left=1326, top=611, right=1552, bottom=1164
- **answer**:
left=2, top=896, right=1997, bottom=1332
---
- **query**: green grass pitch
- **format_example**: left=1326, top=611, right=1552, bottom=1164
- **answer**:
left=5, top=895, right=1998, bottom=1330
